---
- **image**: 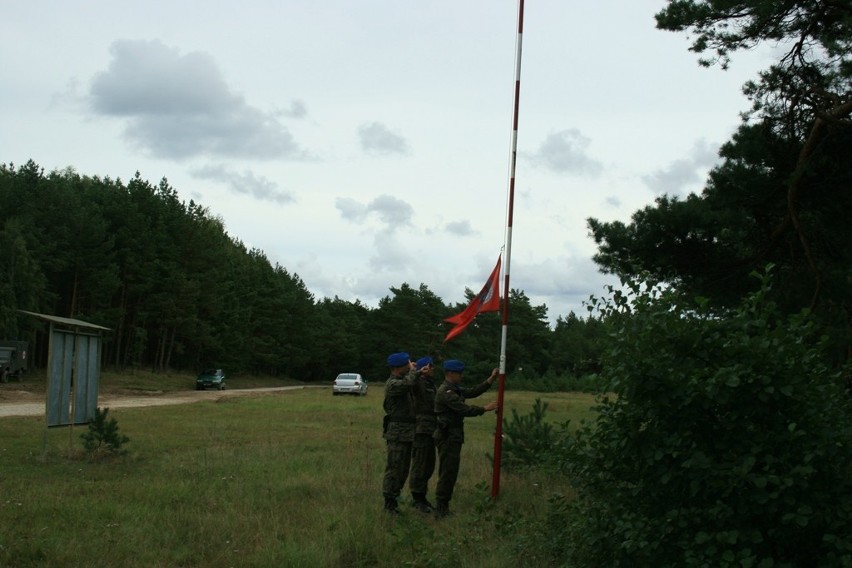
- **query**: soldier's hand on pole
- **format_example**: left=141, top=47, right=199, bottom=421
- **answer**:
left=484, top=401, right=498, bottom=412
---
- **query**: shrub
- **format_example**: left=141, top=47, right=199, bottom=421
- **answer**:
left=559, top=271, right=852, bottom=567
left=504, top=371, right=606, bottom=393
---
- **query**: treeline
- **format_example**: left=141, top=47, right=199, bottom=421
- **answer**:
left=0, top=160, right=604, bottom=383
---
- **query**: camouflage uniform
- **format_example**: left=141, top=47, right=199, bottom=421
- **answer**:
left=433, top=378, right=493, bottom=514
left=408, top=371, right=438, bottom=508
left=382, top=368, right=417, bottom=510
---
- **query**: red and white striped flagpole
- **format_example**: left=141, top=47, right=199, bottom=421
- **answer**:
left=492, top=0, right=524, bottom=500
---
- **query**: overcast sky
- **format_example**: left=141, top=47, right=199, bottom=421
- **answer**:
left=1, top=1, right=775, bottom=326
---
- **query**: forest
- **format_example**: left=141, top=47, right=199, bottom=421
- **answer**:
left=1, top=0, right=849, bottom=393
left=0, top=161, right=604, bottom=384
left=2, top=1, right=852, bottom=564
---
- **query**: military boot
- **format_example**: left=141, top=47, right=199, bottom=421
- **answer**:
left=434, top=501, right=452, bottom=519
left=383, top=498, right=400, bottom=514
left=411, top=493, right=433, bottom=513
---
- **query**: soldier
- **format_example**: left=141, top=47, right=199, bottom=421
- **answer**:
left=408, top=356, right=438, bottom=513
left=381, top=352, right=418, bottom=514
left=433, top=359, right=498, bottom=518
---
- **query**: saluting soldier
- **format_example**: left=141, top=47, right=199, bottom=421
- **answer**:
left=433, top=359, right=498, bottom=518
left=381, top=352, right=418, bottom=514
left=408, top=356, right=438, bottom=513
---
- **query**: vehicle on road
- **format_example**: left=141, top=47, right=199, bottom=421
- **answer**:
left=196, top=368, right=226, bottom=390
left=332, top=373, right=367, bottom=396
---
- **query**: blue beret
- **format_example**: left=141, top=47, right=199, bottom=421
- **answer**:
left=443, top=359, right=465, bottom=372
left=387, top=352, right=411, bottom=367
left=415, top=356, right=433, bottom=370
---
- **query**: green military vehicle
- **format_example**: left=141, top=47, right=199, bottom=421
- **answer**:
left=0, top=341, right=28, bottom=382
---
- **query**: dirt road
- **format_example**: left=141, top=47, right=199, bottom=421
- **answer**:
left=0, top=385, right=321, bottom=418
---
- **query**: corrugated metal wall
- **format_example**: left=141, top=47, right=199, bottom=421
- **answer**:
left=46, top=331, right=101, bottom=427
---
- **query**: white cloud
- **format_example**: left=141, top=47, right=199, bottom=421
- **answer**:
left=357, top=122, right=411, bottom=156
left=642, top=139, right=721, bottom=196
left=277, top=100, right=308, bottom=120
left=527, top=129, right=603, bottom=176
left=336, top=194, right=414, bottom=227
left=335, top=197, right=368, bottom=222
left=368, top=229, right=411, bottom=272
left=89, top=39, right=308, bottom=161
left=191, top=165, right=295, bottom=205
left=445, top=220, right=476, bottom=237
left=367, top=194, right=414, bottom=225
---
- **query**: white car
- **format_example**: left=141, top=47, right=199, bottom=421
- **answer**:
left=332, top=373, right=368, bottom=396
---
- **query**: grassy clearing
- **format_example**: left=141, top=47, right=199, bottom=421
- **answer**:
left=0, top=387, right=595, bottom=567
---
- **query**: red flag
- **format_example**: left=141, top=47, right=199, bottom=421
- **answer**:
left=443, top=256, right=501, bottom=342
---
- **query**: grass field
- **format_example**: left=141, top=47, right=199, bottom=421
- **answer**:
left=0, top=376, right=596, bottom=567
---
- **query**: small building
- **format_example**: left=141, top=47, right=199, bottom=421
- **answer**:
left=18, top=310, right=111, bottom=427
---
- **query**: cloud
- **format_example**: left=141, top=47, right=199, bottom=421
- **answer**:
left=642, top=139, right=720, bottom=196
left=445, top=220, right=476, bottom=236
left=277, top=99, right=308, bottom=119
left=510, top=254, right=619, bottom=321
left=357, top=122, right=410, bottom=156
left=604, top=195, right=622, bottom=208
left=528, top=129, right=603, bottom=176
left=368, top=230, right=410, bottom=272
left=88, top=39, right=307, bottom=161
left=367, top=194, right=414, bottom=224
left=191, top=165, right=295, bottom=205
left=335, top=194, right=413, bottom=227
left=335, top=197, right=368, bottom=221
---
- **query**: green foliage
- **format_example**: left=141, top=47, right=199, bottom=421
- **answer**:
left=499, top=398, right=562, bottom=471
left=588, top=123, right=852, bottom=318
left=366, top=282, right=450, bottom=380
left=590, top=0, right=852, bottom=365
left=548, top=311, right=606, bottom=377
left=505, top=371, right=606, bottom=394
left=655, top=0, right=850, bottom=127
left=439, top=288, right=553, bottom=380
left=1, top=162, right=568, bottom=383
left=500, top=289, right=552, bottom=376
left=559, top=272, right=852, bottom=567
left=80, top=407, right=130, bottom=457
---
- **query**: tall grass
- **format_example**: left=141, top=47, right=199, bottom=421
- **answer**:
left=0, top=387, right=595, bottom=567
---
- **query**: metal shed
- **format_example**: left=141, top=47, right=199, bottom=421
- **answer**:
left=18, top=310, right=111, bottom=427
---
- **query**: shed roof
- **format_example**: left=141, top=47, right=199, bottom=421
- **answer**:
left=18, top=310, right=112, bottom=331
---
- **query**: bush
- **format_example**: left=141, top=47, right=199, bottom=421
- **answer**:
left=504, top=372, right=606, bottom=393
left=559, top=271, right=852, bottom=567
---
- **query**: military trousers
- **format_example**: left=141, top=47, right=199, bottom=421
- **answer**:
left=382, top=440, right=413, bottom=500
left=409, top=433, right=436, bottom=496
left=434, top=438, right=463, bottom=505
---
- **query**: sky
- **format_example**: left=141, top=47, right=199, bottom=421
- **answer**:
left=1, top=1, right=777, bottom=326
